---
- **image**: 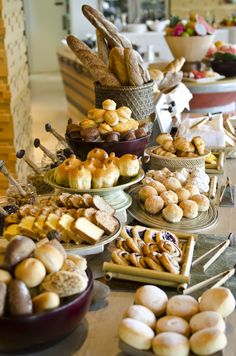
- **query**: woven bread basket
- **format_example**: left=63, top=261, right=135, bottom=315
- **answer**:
left=145, top=146, right=210, bottom=171
left=94, top=81, right=154, bottom=120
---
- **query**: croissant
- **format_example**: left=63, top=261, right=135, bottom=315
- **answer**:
left=173, top=137, right=195, bottom=153
left=161, top=139, right=176, bottom=153
left=68, top=165, right=92, bottom=190
left=178, top=151, right=198, bottom=158
left=154, top=147, right=176, bottom=157
left=192, top=136, right=205, bottom=155
left=156, top=133, right=172, bottom=146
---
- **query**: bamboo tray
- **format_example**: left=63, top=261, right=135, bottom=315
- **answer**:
left=127, top=186, right=218, bottom=233
left=103, top=230, right=196, bottom=289
left=205, top=151, right=225, bottom=174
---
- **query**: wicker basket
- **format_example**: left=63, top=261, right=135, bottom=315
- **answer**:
left=94, top=81, right=154, bottom=120
left=145, top=146, right=210, bottom=171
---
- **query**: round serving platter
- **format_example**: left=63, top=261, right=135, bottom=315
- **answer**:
left=128, top=185, right=218, bottom=233
left=44, top=168, right=144, bottom=212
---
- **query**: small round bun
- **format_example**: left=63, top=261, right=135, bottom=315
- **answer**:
left=15, top=257, right=46, bottom=288
left=190, top=311, right=225, bottom=333
left=32, top=292, right=60, bottom=313
left=190, top=327, right=227, bottom=355
left=199, top=287, right=236, bottom=318
left=163, top=177, right=182, bottom=191
left=152, top=332, right=189, bottom=356
left=116, top=106, right=132, bottom=121
left=87, top=148, right=109, bottom=161
left=139, top=186, right=157, bottom=202
left=179, top=200, right=198, bottom=219
left=162, top=204, right=183, bottom=223
left=155, top=315, right=190, bottom=337
left=185, top=183, right=200, bottom=196
left=0, top=269, right=12, bottom=284
left=104, top=110, right=119, bottom=126
left=102, top=99, right=116, bottom=111
left=167, top=295, right=199, bottom=321
left=147, top=180, right=166, bottom=194
left=134, top=285, right=168, bottom=317
left=118, top=318, right=155, bottom=350
left=144, top=196, right=164, bottom=215
left=191, top=194, right=210, bottom=212
left=175, top=188, right=191, bottom=202
left=160, top=191, right=178, bottom=206
left=125, top=304, right=156, bottom=329
left=34, top=244, right=64, bottom=273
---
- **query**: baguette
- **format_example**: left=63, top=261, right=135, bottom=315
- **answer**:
left=108, top=47, right=129, bottom=85
left=124, top=48, right=144, bottom=86
left=159, top=71, right=183, bottom=92
left=67, top=35, right=121, bottom=87
left=163, top=57, right=186, bottom=73
left=96, top=29, right=109, bottom=64
left=82, top=4, right=132, bottom=49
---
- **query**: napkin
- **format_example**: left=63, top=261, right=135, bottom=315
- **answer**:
left=178, top=113, right=225, bottom=147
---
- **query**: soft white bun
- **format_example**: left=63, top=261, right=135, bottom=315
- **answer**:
left=155, top=315, right=190, bottom=337
left=190, top=194, right=210, bottom=212
left=162, top=204, right=183, bottom=223
left=139, top=186, right=157, bottom=203
left=152, top=332, right=189, bottom=356
left=160, top=190, right=178, bottom=206
left=179, top=199, right=198, bottom=219
left=125, top=305, right=156, bottom=329
left=185, top=183, right=200, bottom=196
left=102, top=99, right=116, bottom=111
left=175, top=188, right=190, bottom=202
left=199, top=287, right=236, bottom=318
left=104, top=110, right=119, bottom=126
left=134, top=285, right=168, bottom=317
left=190, top=311, right=225, bottom=333
left=14, top=258, right=46, bottom=288
left=0, top=269, right=12, bottom=284
left=87, top=148, right=108, bottom=162
left=144, top=196, right=164, bottom=215
left=163, top=177, right=182, bottom=191
left=146, top=180, right=166, bottom=194
left=118, top=318, right=155, bottom=350
left=118, top=154, right=139, bottom=177
left=167, top=295, right=199, bottom=321
left=34, top=244, right=64, bottom=273
left=190, top=327, right=227, bottom=355
left=32, top=292, right=60, bottom=313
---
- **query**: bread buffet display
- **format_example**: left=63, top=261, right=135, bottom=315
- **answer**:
left=1, top=2, right=236, bottom=355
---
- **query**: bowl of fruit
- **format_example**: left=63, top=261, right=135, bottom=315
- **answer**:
left=208, top=42, right=236, bottom=77
left=165, top=14, right=215, bottom=63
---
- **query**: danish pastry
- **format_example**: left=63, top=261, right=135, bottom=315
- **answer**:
left=112, top=250, right=130, bottom=265
left=159, top=253, right=180, bottom=274
left=129, top=253, right=147, bottom=268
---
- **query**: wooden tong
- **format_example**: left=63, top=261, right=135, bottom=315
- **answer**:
left=219, top=176, right=234, bottom=204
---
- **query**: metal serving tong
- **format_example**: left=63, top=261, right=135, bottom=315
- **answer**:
left=189, top=111, right=222, bottom=130
left=219, top=176, right=234, bottom=204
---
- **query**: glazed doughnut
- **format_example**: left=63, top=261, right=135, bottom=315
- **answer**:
left=126, top=237, right=144, bottom=253
left=102, top=99, right=116, bottom=111
left=104, top=110, right=119, bottom=126
left=129, top=253, right=147, bottom=268
left=159, top=252, right=180, bottom=274
left=112, top=250, right=130, bottom=265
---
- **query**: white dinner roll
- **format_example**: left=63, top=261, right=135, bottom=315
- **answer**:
left=134, top=285, right=168, bottom=317
left=118, top=318, right=155, bottom=350
left=190, top=327, right=227, bottom=355
left=155, top=315, right=190, bottom=337
left=190, top=194, right=210, bottom=212
left=199, top=287, right=236, bottom=318
left=0, top=269, right=12, bottom=284
left=152, top=332, right=189, bottom=356
left=190, top=311, right=225, bottom=333
left=125, top=304, right=156, bottom=329
left=14, top=258, right=46, bottom=288
left=34, top=243, right=64, bottom=273
left=32, top=292, right=60, bottom=313
left=167, top=295, right=199, bottom=321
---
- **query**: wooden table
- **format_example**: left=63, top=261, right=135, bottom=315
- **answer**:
left=25, top=158, right=236, bottom=356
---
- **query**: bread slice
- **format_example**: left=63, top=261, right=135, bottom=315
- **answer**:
left=34, top=214, right=47, bottom=238
left=58, top=214, right=75, bottom=241
left=18, top=216, right=36, bottom=237
left=3, top=224, right=20, bottom=240
left=45, top=213, right=59, bottom=231
left=94, top=211, right=118, bottom=235
left=92, top=195, right=115, bottom=216
left=73, top=217, right=104, bottom=244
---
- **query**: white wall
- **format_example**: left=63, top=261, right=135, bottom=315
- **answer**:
left=70, top=0, right=97, bottom=39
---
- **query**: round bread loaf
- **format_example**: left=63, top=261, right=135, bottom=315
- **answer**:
left=167, top=295, right=199, bottom=321
left=147, top=180, right=166, bottom=194
left=190, top=311, right=225, bottom=333
left=32, top=292, right=60, bottom=313
left=125, top=304, right=156, bottom=329
left=134, top=285, right=168, bottom=317
left=160, top=191, right=178, bottom=206
left=199, top=287, right=236, bottom=318
left=144, top=196, right=164, bottom=215
left=152, top=332, right=189, bottom=356
left=190, top=194, right=210, bottom=212
left=15, top=257, right=46, bottom=288
left=185, top=183, right=200, bottom=196
left=34, top=244, right=64, bottom=273
left=139, top=186, right=157, bottom=202
left=118, top=318, right=154, bottom=350
left=175, top=188, right=191, bottom=202
left=0, top=269, right=12, bottom=284
left=163, top=177, right=182, bottom=191
left=179, top=200, right=198, bottom=219
left=162, top=204, right=183, bottom=223
left=155, top=315, right=190, bottom=337
left=189, top=327, right=227, bottom=355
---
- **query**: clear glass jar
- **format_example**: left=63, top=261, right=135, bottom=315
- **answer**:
left=27, top=173, right=54, bottom=196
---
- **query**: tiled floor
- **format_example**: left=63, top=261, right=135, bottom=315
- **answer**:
left=30, top=72, right=69, bottom=164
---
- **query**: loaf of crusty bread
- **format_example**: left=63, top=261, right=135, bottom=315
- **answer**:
left=82, top=4, right=132, bottom=49
left=163, top=57, right=186, bottom=73
left=124, top=48, right=144, bottom=86
left=96, top=29, right=109, bottom=64
left=108, top=47, right=129, bottom=85
left=67, top=35, right=121, bottom=87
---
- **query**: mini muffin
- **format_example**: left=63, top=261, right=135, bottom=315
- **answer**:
left=139, top=186, right=158, bottom=203
left=184, top=183, right=200, bottom=196
left=162, top=177, right=182, bottom=192
left=190, top=194, right=210, bottom=212
left=162, top=204, right=183, bottom=223
left=160, top=191, right=178, bottom=206
left=175, top=188, right=191, bottom=202
left=179, top=200, right=198, bottom=219
left=144, top=196, right=164, bottom=215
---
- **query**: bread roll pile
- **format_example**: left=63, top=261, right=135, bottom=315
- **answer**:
left=118, top=285, right=235, bottom=355
left=66, top=99, right=148, bottom=142
left=3, top=193, right=118, bottom=245
left=0, top=235, right=88, bottom=317
left=154, top=133, right=206, bottom=158
left=140, top=167, right=210, bottom=222
left=53, top=149, right=140, bottom=189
